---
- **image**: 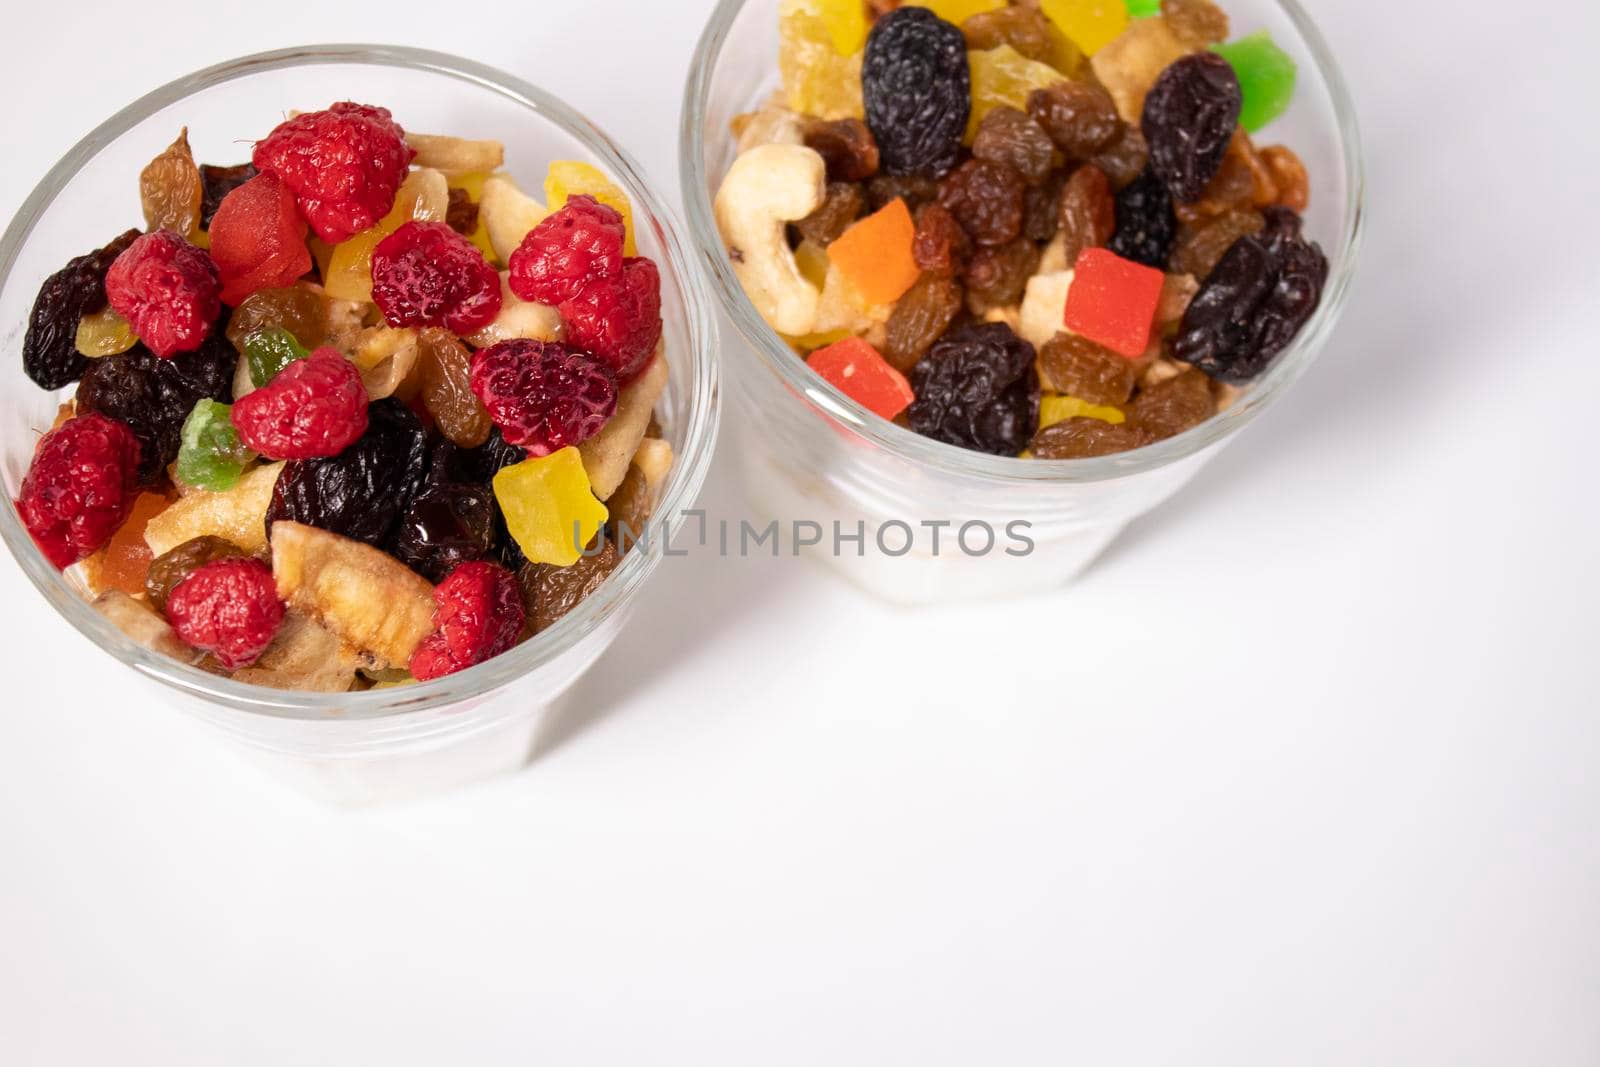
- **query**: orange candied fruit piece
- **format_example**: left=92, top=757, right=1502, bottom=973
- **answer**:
left=826, top=197, right=920, bottom=306
left=83, top=490, right=170, bottom=596
left=807, top=336, right=915, bottom=421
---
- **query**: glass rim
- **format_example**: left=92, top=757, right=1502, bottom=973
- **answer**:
left=679, top=0, right=1365, bottom=486
left=0, top=43, right=721, bottom=722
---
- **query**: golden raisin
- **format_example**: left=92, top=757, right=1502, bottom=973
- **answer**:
left=1058, top=164, right=1116, bottom=264
left=1157, top=273, right=1200, bottom=326
left=1170, top=208, right=1264, bottom=278
left=1128, top=367, right=1216, bottom=440
left=140, top=129, right=202, bottom=239
left=971, top=106, right=1056, bottom=185
left=524, top=539, right=622, bottom=634
left=418, top=328, right=491, bottom=448
left=1031, top=417, right=1150, bottom=458
left=1176, top=130, right=1278, bottom=222
left=1027, top=82, right=1121, bottom=160
left=146, top=535, right=247, bottom=615
left=1038, top=333, right=1138, bottom=404
left=446, top=187, right=480, bottom=236
left=225, top=285, right=331, bottom=352
left=1162, top=0, right=1230, bottom=46
left=885, top=272, right=963, bottom=372
left=1090, top=124, right=1150, bottom=190
left=962, top=6, right=1061, bottom=68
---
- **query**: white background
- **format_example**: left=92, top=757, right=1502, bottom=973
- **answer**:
left=3, top=0, right=1598, bottom=1064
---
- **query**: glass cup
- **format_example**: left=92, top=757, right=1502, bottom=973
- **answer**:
left=681, top=0, right=1364, bottom=604
left=0, top=46, right=719, bottom=804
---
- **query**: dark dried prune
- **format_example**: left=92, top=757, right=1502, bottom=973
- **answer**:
left=1031, top=417, right=1150, bottom=458
left=446, top=187, right=480, bottom=237
left=1108, top=167, right=1178, bottom=268
left=804, top=118, right=881, bottom=182
left=862, top=7, right=971, bottom=179
left=865, top=174, right=940, bottom=213
left=1038, top=333, right=1138, bottom=405
left=792, top=182, right=865, bottom=247
left=392, top=482, right=497, bottom=582
left=1170, top=207, right=1263, bottom=278
left=937, top=159, right=1025, bottom=247
left=22, top=229, right=142, bottom=391
left=908, top=322, right=1039, bottom=455
left=1027, top=82, right=1120, bottom=161
left=523, top=538, right=622, bottom=634
left=912, top=202, right=970, bottom=276
left=1174, top=225, right=1328, bottom=383
left=264, top=398, right=428, bottom=548
left=885, top=272, right=963, bottom=372
left=963, top=239, right=1040, bottom=314
left=1091, top=123, right=1150, bottom=190
left=1128, top=367, right=1216, bottom=438
left=1058, top=164, right=1116, bottom=264
left=971, top=106, right=1055, bottom=185
left=76, top=329, right=235, bottom=484
left=1141, top=52, right=1242, bottom=204
left=199, top=163, right=257, bottom=230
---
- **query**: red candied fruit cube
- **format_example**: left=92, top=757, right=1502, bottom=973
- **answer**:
left=1062, top=247, right=1166, bottom=359
left=209, top=171, right=312, bottom=306
left=807, top=337, right=915, bottom=421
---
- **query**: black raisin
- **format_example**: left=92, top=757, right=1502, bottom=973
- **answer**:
left=1141, top=52, right=1243, bottom=204
left=22, top=230, right=142, bottom=391
left=908, top=322, right=1039, bottom=455
left=392, top=482, right=497, bottom=582
left=199, top=163, right=257, bottom=230
left=76, top=328, right=235, bottom=484
left=1108, top=167, right=1178, bottom=268
left=863, top=7, right=971, bottom=179
left=1173, top=224, right=1329, bottom=383
left=265, top=398, right=428, bottom=548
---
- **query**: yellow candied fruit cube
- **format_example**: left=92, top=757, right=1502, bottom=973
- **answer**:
left=904, top=0, right=1005, bottom=27
left=493, top=448, right=609, bottom=568
left=780, top=327, right=854, bottom=354
left=781, top=0, right=869, bottom=56
left=324, top=168, right=450, bottom=302
left=1039, top=0, right=1128, bottom=57
left=1039, top=394, right=1126, bottom=429
left=75, top=308, right=137, bottom=358
left=781, top=10, right=867, bottom=122
left=545, top=161, right=637, bottom=257
left=448, top=171, right=499, bottom=261
left=966, top=45, right=1071, bottom=141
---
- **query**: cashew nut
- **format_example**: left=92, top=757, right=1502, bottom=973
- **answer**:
left=714, top=144, right=826, bottom=337
left=1019, top=269, right=1075, bottom=349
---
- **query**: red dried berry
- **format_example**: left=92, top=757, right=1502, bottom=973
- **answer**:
left=409, top=561, right=525, bottom=681
left=469, top=339, right=618, bottom=457
left=231, top=347, right=369, bottom=460
left=558, top=257, right=663, bottom=384
left=507, top=195, right=626, bottom=306
left=252, top=102, right=415, bottom=244
left=103, top=231, right=221, bottom=358
left=371, top=221, right=502, bottom=334
left=166, top=557, right=285, bottom=670
left=209, top=171, right=312, bottom=306
left=14, top=413, right=142, bottom=569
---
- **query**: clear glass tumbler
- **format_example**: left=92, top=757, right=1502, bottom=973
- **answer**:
left=681, top=0, right=1364, bottom=604
left=0, top=46, right=719, bottom=803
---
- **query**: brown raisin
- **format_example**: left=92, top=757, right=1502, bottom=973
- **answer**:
left=1058, top=164, right=1116, bottom=264
left=418, top=327, right=492, bottom=448
left=885, top=271, right=963, bottom=371
left=1031, top=417, right=1150, bottom=458
left=1175, top=130, right=1278, bottom=222
left=225, top=285, right=331, bottom=352
left=1162, top=0, right=1230, bottom=46
left=446, top=187, right=479, bottom=237
left=793, top=182, right=865, bottom=247
left=607, top=464, right=656, bottom=547
left=525, top=539, right=622, bottom=634
left=805, top=118, right=881, bottom=182
left=964, top=239, right=1040, bottom=314
left=140, top=128, right=202, bottom=238
left=1128, top=367, right=1216, bottom=439
left=1261, top=145, right=1310, bottom=212
left=1038, top=333, right=1138, bottom=404
left=962, top=5, right=1055, bottom=64
left=1090, top=123, right=1150, bottom=190
left=938, top=159, right=1026, bottom=247
left=913, top=202, right=971, bottom=276
left=866, top=173, right=940, bottom=213
left=971, top=106, right=1056, bottom=185
left=146, top=536, right=247, bottom=615
left=1023, top=171, right=1066, bottom=242
left=1171, top=207, right=1264, bottom=278
left=1027, top=82, right=1120, bottom=160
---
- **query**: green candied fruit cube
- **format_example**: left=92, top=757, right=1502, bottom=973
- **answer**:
left=1213, top=31, right=1298, bottom=132
left=176, top=399, right=257, bottom=492
left=244, top=327, right=310, bottom=388
left=1123, top=0, right=1162, bottom=16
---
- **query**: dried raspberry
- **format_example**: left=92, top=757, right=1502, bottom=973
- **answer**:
left=166, top=557, right=285, bottom=670
left=209, top=171, right=312, bottom=306
left=103, top=231, right=221, bottom=358
left=558, top=257, right=662, bottom=384
left=409, top=561, right=525, bottom=681
left=14, top=413, right=142, bottom=569
left=470, top=339, right=617, bottom=457
left=231, top=347, right=369, bottom=460
left=507, top=195, right=626, bottom=306
left=252, top=102, right=415, bottom=243
left=371, top=221, right=502, bottom=334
